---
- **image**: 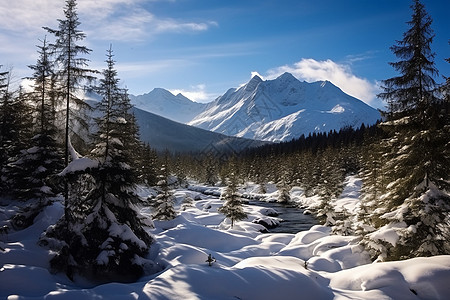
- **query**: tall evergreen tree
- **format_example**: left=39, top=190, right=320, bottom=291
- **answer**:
left=378, top=0, right=438, bottom=120
left=41, top=46, right=153, bottom=282
left=364, top=0, right=450, bottom=260
left=44, top=0, right=96, bottom=210
left=139, top=143, right=158, bottom=186
left=0, top=66, right=12, bottom=190
left=8, top=37, right=63, bottom=202
left=0, top=69, right=34, bottom=194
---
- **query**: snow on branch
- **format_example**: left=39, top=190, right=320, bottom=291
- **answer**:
left=58, top=157, right=99, bottom=176
left=68, top=135, right=81, bottom=160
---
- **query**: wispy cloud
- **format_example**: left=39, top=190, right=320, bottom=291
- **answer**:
left=266, top=58, right=381, bottom=107
left=114, top=58, right=194, bottom=78
left=82, top=0, right=217, bottom=41
left=0, top=0, right=217, bottom=42
left=0, top=1, right=60, bottom=34
left=344, top=51, right=379, bottom=65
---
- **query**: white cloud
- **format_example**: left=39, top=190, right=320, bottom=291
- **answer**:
left=116, top=59, right=194, bottom=77
left=267, top=58, right=381, bottom=107
left=170, top=84, right=218, bottom=103
left=154, top=20, right=218, bottom=34
left=0, top=1, right=60, bottom=34
left=0, top=0, right=217, bottom=42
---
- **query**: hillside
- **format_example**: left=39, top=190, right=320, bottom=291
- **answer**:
left=132, top=106, right=266, bottom=153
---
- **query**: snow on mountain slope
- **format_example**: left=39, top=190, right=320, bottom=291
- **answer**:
left=130, top=88, right=206, bottom=123
left=188, top=73, right=381, bottom=142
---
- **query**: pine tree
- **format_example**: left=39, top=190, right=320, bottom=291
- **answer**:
left=0, top=70, right=34, bottom=195
left=152, top=162, right=176, bottom=221
left=364, top=0, right=450, bottom=260
left=0, top=67, right=14, bottom=181
left=41, top=46, right=153, bottom=282
left=44, top=0, right=97, bottom=211
left=276, top=172, right=290, bottom=204
left=139, top=143, right=158, bottom=186
left=378, top=0, right=438, bottom=120
left=8, top=37, right=63, bottom=202
left=218, top=171, right=247, bottom=228
left=203, top=153, right=218, bottom=186
left=0, top=67, right=13, bottom=190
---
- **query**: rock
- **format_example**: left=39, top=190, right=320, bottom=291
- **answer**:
left=252, top=217, right=281, bottom=229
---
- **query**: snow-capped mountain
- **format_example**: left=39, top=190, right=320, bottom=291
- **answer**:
left=129, top=88, right=206, bottom=123
left=188, top=73, right=381, bottom=142
left=85, top=97, right=264, bottom=153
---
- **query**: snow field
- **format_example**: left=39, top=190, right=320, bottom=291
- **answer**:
left=1, top=176, right=449, bottom=299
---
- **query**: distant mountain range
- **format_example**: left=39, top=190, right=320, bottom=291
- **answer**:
left=188, top=73, right=381, bottom=142
left=85, top=100, right=265, bottom=154
left=129, top=88, right=206, bottom=123
left=131, top=72, right=381, bottom=142
left=86, top=72, right=382, bottom=152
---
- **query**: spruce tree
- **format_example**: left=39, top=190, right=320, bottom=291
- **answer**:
left=8, top=38, right=63, bottom=202
left=0, top=67, right=14, bottom=191
left=378, top=0, right=438, bottom=120
left=152, top=160, right=176, bottom=221
left=276, top=172, right=291, bottom=204
left=139, top=143, right=158, bottom=186
left=0, top=67, right=14, bottom=181
left=44, top=0, right=97, bottom=213
left=365, top=0, right=450, bottom=260
left=41, top=46, right=153, bottom=282
left=218, top=171, right=247, bottom=228
left=0, top=70, right=34, bottom=195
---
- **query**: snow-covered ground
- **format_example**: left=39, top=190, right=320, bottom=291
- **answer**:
left=1, top=176, right=449, bottom=299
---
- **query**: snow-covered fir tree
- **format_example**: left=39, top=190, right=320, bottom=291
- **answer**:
left=7, top=37, right=63, bottom=203
left=152, top=163, right=176, bottom=221
left=276, top=173, right=290, bottom=204
left=44, top=0, right=96, bottom=207
left=40, top=46, right=153, bottom=282
left=218, top=171, right=247, bottom=228
left=139, top=143, right=158, bottom=186
left=0, top=66, right=9, bottom=185
left=0, top=72, right=35, bottom=196
left=363, top=0, right=450, bottom=260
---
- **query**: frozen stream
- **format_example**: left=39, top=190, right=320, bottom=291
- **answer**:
left=248, top=200, right=318, bottom=233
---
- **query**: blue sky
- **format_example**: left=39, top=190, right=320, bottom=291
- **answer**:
left=0, top=0, right=449, bottom=108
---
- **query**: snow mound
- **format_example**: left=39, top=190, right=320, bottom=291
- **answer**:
left=143, top=258, right=332, bottom=300
left=330, top=256, right=450, bottom=300
left=0, top=264, right=57, bottom=297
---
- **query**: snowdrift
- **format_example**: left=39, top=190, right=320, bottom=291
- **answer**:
left=1, top=180, right=449, bottom=299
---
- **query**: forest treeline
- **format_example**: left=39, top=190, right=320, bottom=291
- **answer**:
left=0, top=0, right=448, bottom=282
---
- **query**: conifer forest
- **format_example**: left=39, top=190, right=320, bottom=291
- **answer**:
left=0, top=0, right=449, bottom=298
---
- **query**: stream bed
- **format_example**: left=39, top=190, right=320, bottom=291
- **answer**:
left=248, top=200, right=318, bottom=234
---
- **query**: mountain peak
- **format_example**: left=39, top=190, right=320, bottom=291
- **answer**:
left=149, top=87, right=174, bottom=98
left=277, top=72, right=298, bottom=82
left=245, top=74, right=263, bottom=91
left=189, top=75, right=381, bottom=142
left=130, top=88, right=206, bottom=123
